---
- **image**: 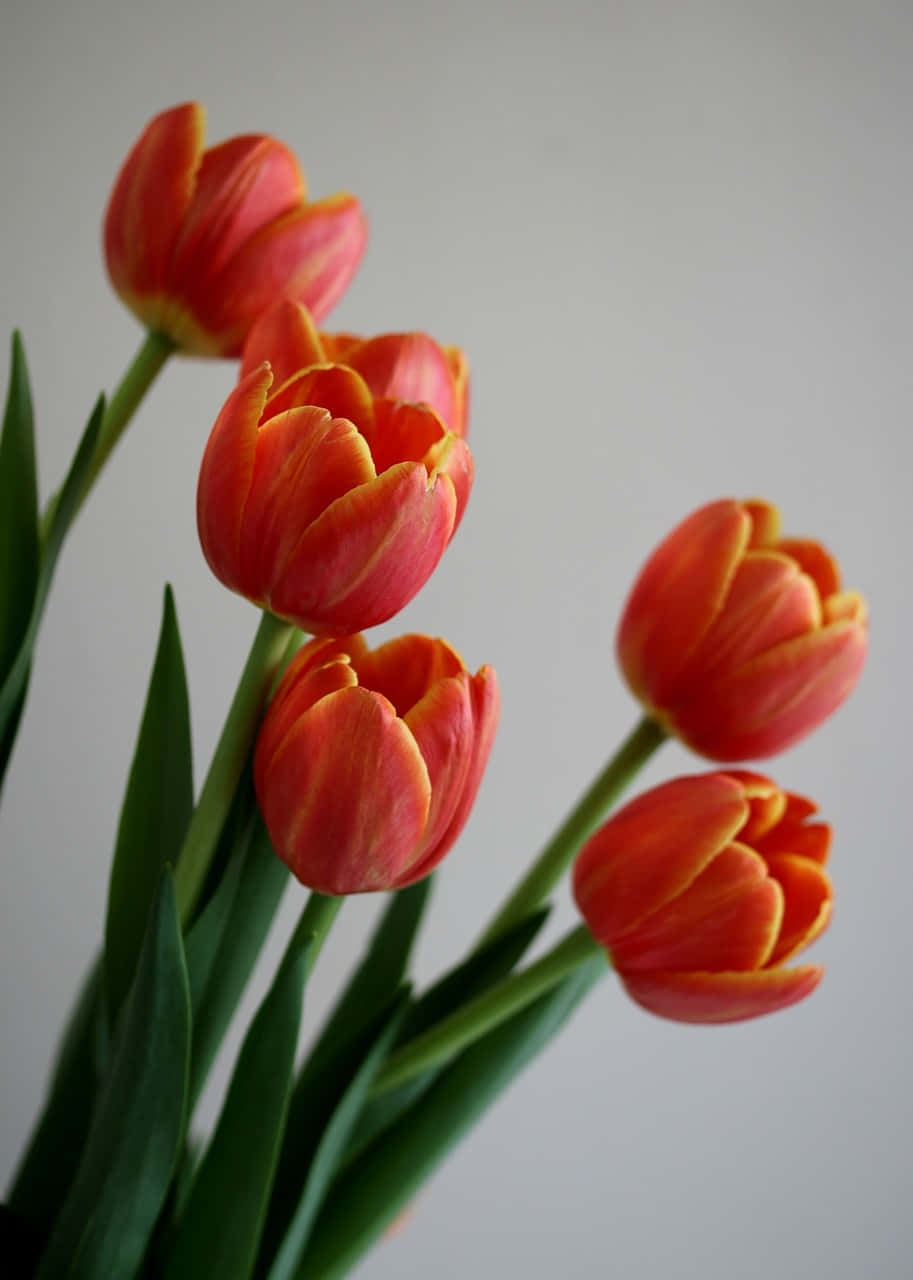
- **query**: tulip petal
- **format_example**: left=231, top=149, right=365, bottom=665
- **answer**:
left=240, top=298, right=326, bottom=383
left=671, top=619, right=868, bottom=759
left=444, top=345, right=470, bottom=436
left=239, top=407, right=375, bottom=599
left=344, top=333, right=458, bottom=431
left=743, top=499, right=781, bottom=548
left=171, top=135, right=304, bottom=286
left=823, top=591, right=867, bottom=625
left=253, top=651, right=358, bottom=783
left=400, top=674, right=476, bottom=871
left=271, top=462, right=457, bottom=633
left=104, top=103, right=205, bottom=306
left=573, top=774, right=748, bottom=943
left=367, top=399, right=447, bottom=473
left=610, top=843, right=783, bottom=973
left=620, top=965, right=823, bottom=1024
left=616, top=500, right=751, bottom=706
left=755, top=818, right=831, bottom=865
left=197, top=193, right=368, bottom=354
left=256, top=687, right=431, bottom=895
left=763, top=854, right=833, bottom=964
left=265, top=364, right=374, bottom=433
left=196, top=365, right=273, bottom=592
left=719, top=770, right=786, bottom=843
left=777, top=538, right=841, bottom=600
left=353, top=634, right=465, bottom=715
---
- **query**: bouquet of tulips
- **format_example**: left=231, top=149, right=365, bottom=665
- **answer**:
left=1, top=103, right=867, bottom=1279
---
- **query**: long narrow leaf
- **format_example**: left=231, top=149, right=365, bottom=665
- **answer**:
left=163, top=938, right=312, bottom=1280
left=36, top=873, right=190, bottom=1279
left=0, top=332, right=38, bottom=683
left=298, top=955, right=607, bottom=1279
left=105, top=585, right=193, bottom=1023
left=0, top=394, right=104, bottom=789
left=265, top=990, right=411, bottom=1280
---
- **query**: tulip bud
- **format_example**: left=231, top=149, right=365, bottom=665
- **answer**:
left=574, top=771, right=832, bottom=1023
left=254, top=634, right=499, bottom=895
left=617, top=498, right=867, bottom=759
left=197, top=361, right=472, bottom=634
left=104, top=103, right=367, bottom=356
left=240, top=299, right=469, bottom=435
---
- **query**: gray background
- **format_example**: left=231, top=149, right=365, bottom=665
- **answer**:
left=1, top=2, right=910, bottom=1276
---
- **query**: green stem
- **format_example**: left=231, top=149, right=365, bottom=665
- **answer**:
left=41, top=329, right=175, bottom=540
left=174, top=610, right=294, bottom=924
left=478, top=715, right=666, bottom=946
left=371, top=924, right=604, bottom=1096
left=283, top=891, right=343, bottom=966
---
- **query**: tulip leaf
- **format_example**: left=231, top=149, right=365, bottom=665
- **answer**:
left=104, top=585, right=193, bottom=1024
left=36, top=873, right=190, bottom=1280
left=342, top=906, right=550, bottom=1166
left=298, top=955, right=606, bottom=1279
left=185, top=807, right=288, bottom=1110
left=162, top=936, right=313, bottom=1280
left=258, top=881, right=431, bottom=1266
left=264, top=989, right=411, bottom=1280
left=0, top=332, right=38, bottom=685
left=0, top=393, right=104, bottom=792
left=6, top=960, right=107, bottom=1238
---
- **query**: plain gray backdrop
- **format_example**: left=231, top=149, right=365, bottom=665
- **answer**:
left=1, top=2, right=910, bottom=1276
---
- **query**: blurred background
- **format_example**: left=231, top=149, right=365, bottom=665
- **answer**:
left=1, top=2, right=910, bottom=1275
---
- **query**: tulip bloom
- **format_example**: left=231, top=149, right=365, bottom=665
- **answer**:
left=617, top=498, right=867, bottom=759
left=197, top=363, right=472, bottom=633
left=574, top=771, right=832, bottom=1023
left=240, top=298, right=469, bottom=435
left=104, top=103, right=366, bottom=356
left=254, top=634, right=499, bottom=894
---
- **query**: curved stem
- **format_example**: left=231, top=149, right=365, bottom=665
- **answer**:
left=284, top=891, right=343, bottom=966
left=371, top=925, right=604, bottom=1096
left=478, top=715, right=666, bottom=946
left=174, top=610, right=294, bottom=924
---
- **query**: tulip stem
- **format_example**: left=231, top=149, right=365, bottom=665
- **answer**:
left=477, top=715, right=667, bottom=946
left=371, top=924, right=605, bottom=1096
left=174, top=610, right=295, bottom=924
left=283, top=891, right=343, bottom=966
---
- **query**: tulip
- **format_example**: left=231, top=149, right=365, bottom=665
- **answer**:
left=573, top=771, right=832, bottom=1023
left=104, top=103, right=366, bottom=356
left=617, top=498, right=867, bottom=759
left=196, top=363, right=472, bottom=634
left=253, top=633, right=499, bottom=894
left=240, top=298, right=469, bottom=435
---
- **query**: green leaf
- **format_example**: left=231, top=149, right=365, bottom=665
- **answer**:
left=6, top=961, right=106, bottom=1237
left=0, top=332, right=38, bottom=684
left=105, top=585, right=193, bottom=1024
left=258, top=880, right=431, bottom=1264
left=36, top=873, right=190, bottom=1280
left=298, top=955, right=606, bottom=1280
left=0, top=394, right=104, bottom=791
left=163, top=938, right=312, bottom=1280
left=264, top=989, right=411, bottom=1280
left=343, top=906, right=550, bottom=1166
left=185, top=807, right=288, bottom=1111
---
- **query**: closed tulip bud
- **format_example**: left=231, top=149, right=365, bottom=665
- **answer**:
left=574, top=771, right=833, bottom=1023
left=254, top=634, right=499, bottom=894
left=240, top=298, right=469, bottom=435
left=197, top=362, right=472, bottom=633
left=617, top=498, right=867, bottom=759
left=104, top=103, right=366, bottom=356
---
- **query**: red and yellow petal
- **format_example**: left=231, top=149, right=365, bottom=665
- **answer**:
left=268, top=461, right=458, bottom=633
left=353, top=634, right=465, bottom=716
left=104, top=102, right=205, bottom=305
left=253, top=650, right=358, bottom=783
left=265, top=364, right=374, bottom=432
left=255, top=687, right=431, bottom=895
left=610, top=843, right=783, bottom=974
left=402, top=673, right=476, bottom=871
left=620, top=964, right=823, bottom=1024
left=196, top=364, right=273, bottom=592
left=240, top=298, right=326, bottom=384
left=573, top=773, right=748, bottom=944
left=344, top=333, right=459, bottom=431
left=777, top=538, right=841, bottom=601
left=616, top=500, right=751, bottom=706
left=743, top=499, right=781, bottom=549
left=763, top=853, right=833, bottom=964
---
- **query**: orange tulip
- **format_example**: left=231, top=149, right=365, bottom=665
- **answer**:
left=104, top=103, right=366, bottom=356
left=573, top=771, right=832, bottom=1023
left=196, top=363, right=472, bottom=633
left=240, top=298, right=469, bottom=435
left=254, top=634, right=499, bottom=894
left=617, top=498, right=867, bottom=759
